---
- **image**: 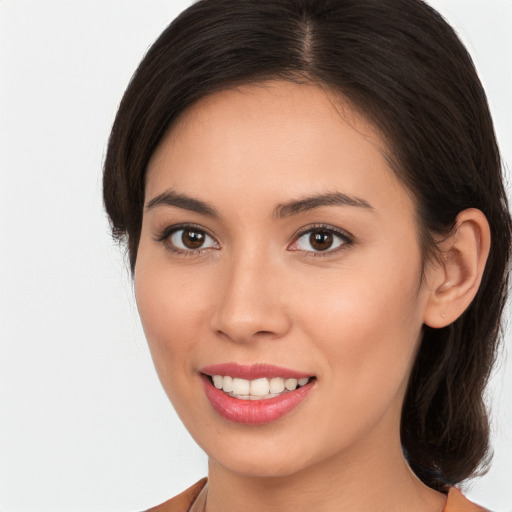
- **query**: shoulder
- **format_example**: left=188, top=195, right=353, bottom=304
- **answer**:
left=444, top=487, right=490, bottom=512
left=145, top=478, right=208, bottom=512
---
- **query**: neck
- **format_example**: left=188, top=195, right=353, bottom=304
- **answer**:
left=204, top=431, right=446, bottom=512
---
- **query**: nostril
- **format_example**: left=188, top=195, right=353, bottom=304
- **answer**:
left=208, top=287, right=292, bottom=343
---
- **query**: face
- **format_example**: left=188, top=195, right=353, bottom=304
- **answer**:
left=135, top=81, right=435, bottom=478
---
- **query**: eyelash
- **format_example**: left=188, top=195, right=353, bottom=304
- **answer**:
left=155, top=223, right=218, bottom=258
left=155, top=223, right=354, bottom=258
left=290, top=224, right=354, bottom=258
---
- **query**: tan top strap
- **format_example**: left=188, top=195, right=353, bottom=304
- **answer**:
left=146, top=478, right=207, bottom=512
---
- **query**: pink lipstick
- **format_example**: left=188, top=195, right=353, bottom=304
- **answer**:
left=200, top=363, right=316, bottom=425
left=200, top=362, right=312, bottom=380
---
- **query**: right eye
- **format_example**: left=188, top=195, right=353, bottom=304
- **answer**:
left=158, top=225, right=220, bottom=255
left=171, top=228, right=216, bottom=250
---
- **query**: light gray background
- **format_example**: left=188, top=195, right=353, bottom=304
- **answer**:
left=0, top=1, right=511, bottom=511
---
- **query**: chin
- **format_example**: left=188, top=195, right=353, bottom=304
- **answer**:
left=210, top=450, right=313, bottom=479
left=197, top=426, right=334, bottom=480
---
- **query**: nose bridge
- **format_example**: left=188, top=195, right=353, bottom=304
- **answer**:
left=210, top=242, right=290, bottom=343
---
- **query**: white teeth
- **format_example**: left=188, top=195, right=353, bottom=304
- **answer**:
left=211, top=375, right=311, bottom=399
left=250, top=378, right=270, bottom=396
left=285, top=378, right=298, bottom=391
left=232, top=378, right=250, bottom=395
left=269, top=377, right=285, bottom=394
left=223, top=375, right=233, bottom=392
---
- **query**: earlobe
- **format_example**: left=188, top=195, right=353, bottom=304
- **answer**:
left=423, top=208, right=491, bottom=328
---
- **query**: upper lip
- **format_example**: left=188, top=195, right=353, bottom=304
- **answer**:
left=200, top=363, right=313, bottom=380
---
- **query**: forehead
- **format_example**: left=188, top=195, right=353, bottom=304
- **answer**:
left=165, top=80, right=382, bottom=143
left=145, top=81, right=412, bottom=218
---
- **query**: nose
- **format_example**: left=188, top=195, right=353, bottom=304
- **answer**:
left=209, top=251, right=292, bottom=344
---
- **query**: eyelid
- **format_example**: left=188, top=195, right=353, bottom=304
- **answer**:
left=155, top=223, right=220, bottom=256
left=288, top=224, right=354, bottom=255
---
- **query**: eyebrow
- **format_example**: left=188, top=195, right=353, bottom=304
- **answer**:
left=145, top=190, right=220, bottom=217
left=274, top=192, right=374, bottom=218
left=145, top=189, right=374, bottom=218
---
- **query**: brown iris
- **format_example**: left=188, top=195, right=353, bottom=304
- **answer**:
left=181, top=229, right=205, bottom=249
left=309, top=230, right=334, bottom=251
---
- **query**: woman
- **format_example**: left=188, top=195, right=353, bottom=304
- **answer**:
left=103, top=0, right=511, bottom=510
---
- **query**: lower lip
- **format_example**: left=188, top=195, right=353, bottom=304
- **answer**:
left=201, top=375, right=315, bottom=425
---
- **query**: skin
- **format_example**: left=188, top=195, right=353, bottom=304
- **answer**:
left=135, top=81, right=489, bottom=512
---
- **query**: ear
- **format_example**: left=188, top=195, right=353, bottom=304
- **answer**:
left=423, top=208, right=491, bottom=328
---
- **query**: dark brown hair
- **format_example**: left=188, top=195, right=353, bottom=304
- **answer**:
left=103, top=0, right=512, bottom=491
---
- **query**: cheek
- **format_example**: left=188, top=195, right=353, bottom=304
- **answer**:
left=134, top=252, right=208, bottom=384
left=291, top=255, right=425, bottom=407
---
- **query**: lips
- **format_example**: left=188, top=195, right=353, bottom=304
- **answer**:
left=200, top=363, right=316, bottom=425
left=201, top=362, right=312, bottom=380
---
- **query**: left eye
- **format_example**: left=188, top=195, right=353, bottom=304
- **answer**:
left=169, top=228, right=218, bottom=251
left=292, top=228, right=348, bottom=253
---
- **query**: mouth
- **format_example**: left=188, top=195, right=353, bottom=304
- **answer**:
left=207, top=374, right=313, bottom=400
left=200, top=363, right=316, bottom=424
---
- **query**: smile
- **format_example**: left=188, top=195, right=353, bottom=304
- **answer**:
left=200, top=363, right=316, bottom=424
left=211, top=375, right=311, bottom=400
